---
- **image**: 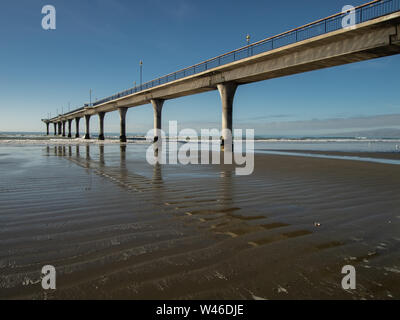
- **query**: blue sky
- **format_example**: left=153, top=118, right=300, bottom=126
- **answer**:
left=0, top=0, right=399, bottom=136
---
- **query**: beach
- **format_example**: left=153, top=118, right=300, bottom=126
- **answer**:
left=0, top=141, right=399, bottom=299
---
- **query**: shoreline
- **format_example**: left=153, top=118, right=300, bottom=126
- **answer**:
left=2, top=140, right=400, bottom=166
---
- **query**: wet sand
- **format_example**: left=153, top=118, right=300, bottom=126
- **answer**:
left=0, top=144, right=399, bottom=300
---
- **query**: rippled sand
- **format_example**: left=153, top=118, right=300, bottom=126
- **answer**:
left=0, top=143, right=399, bottom=299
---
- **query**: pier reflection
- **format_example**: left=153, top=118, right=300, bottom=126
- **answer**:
left=219, top=169, right=234, bottom=207
left=99, top=145, right=105, bottom=167
left=152, top=163, right=162, bottom=188
left=86, top=144, right=90, bottom=161
left=45, top=143, right=274, bottom=242
left=120, top=145, right=126, bottom=170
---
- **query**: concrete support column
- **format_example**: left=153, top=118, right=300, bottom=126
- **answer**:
left=119, top=108, right=128, bottom=143
left=62, top=121, right=66, bottom=137
left=58, top=122, right=62, bottom=135
left=217, top=82, right=238, bottom=149
left=53, top=123, right=57, bottom=136
left=46, top=122, right=50, bottom=135
left=98, top=112, right=105, bottom=140
left=84, top=115, right=91, bottom=140
left=75, top=117, right=80, bottom=138
left=67, top=119, right=72, bottom=138
left=151, top=99, right=164, bottom=142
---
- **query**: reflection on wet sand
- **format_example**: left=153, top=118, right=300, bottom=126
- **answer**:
left=119, top=145, right=126, bottom=171
left=47, top=144, right=400, bottom=259
left=52, top=144, right=275, bottom=241
left=99, top=145, right=105, bottom=167
left=60, top=144, right=166, bottom=200
left=2, top=143, right=399, bottom=299
left=85, top=145, right=90, bottom=162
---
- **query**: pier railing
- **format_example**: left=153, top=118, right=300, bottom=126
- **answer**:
left=68, top=0, right=400, bottom=113
left=62, top=106, right=85, bottom=117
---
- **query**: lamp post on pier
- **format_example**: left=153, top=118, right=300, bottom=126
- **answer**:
left=246, top=34, right=251, bottom=57
left=140, top=60, right=143, bottom=87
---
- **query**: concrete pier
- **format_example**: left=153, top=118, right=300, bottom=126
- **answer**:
left=217, top=82, right=237, bottom=149
left=98, top=112, right=105, bottom=141
left=84, top=115, right=91, bottom=140
left=119, top=108, right=128, bottom=143
left=68, top=119, right=72, bottom=138
left=58, top=122, right=62, bottom=136
left=42, top=6, right=400, bottom=150
left=75, top=117, right=80, bottom=138
left=62, top=120, right=66, bottom=137
left=53, top=123, right=57, bottom=136
left=151, top=99, right=164, bottom=142
left=45, top=122, right=50, bottom=135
